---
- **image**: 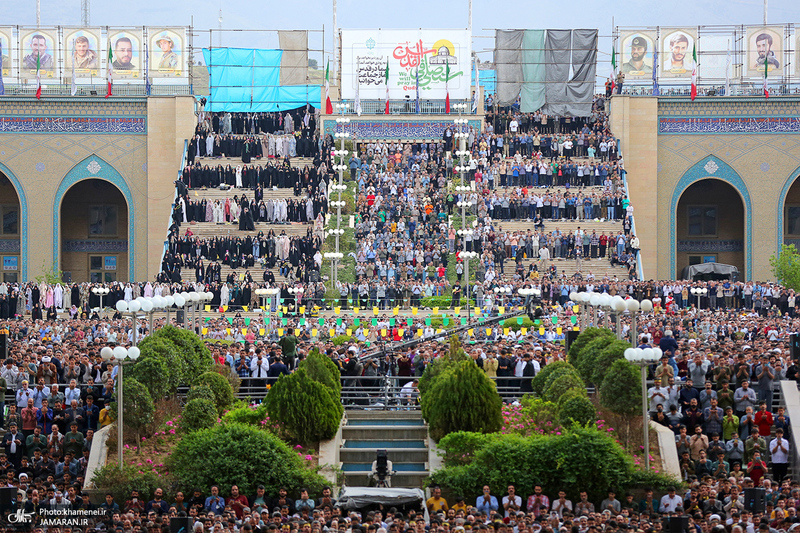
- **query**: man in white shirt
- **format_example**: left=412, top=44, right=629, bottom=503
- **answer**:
left=659, top=487, right=683, bottom=513
left=769, top=428, right=790, bottom=481
left=648, top=378, right=669, bottom=413
left=502, top=485, right=522, bottom=518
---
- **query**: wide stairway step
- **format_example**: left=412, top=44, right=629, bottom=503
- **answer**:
left=339, top=410, right=430, bottom=488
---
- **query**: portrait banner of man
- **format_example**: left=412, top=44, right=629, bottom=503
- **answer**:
left=0, top=28, right=14, bottom=79
left=620, top=31, right=656, bottom=79
left=20, top=29, right=58, bottom=78
left=108, top=29, right=142, bottom=79
left=65, top=28, right=101, bottom=76
left=148, top=28, right=185, bottom=78
left=746, top=26, right=783, bottom=77
left=660, top=28, right=697, bottom=78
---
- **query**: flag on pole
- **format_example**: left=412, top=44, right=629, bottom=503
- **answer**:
left=384, top=58, right=390, bottom=114
left=610, top=47, right=616, bottom=93
left=415, top=68, right=420, bottom=114
left=725, top=44, right=731, bottom=96
left=0, top=42, right=5, bottom=96
left=690, top=43, right=697, bottom=101
left=763, top=54, right=769, bottom=98
left=652, top=42, right=659, bottom=96
left=105, top=39, right=113, bottom=98
left=445, top=62, right=451, bottom=113
left=35, top=51, right=42, bottom=99
left=324, top=59, right=333, bottom=114
left=70, top=39, right=77, bottom=96
left=145, top=42, right=151, bottom=96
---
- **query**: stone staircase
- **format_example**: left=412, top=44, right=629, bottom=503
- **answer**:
left=339, top=411, right=431, bottom=488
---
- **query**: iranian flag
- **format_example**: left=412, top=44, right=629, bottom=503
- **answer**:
left=384, top=58, right=390, bottom=114
left=763, top=55, right=769, bottom=98
left=690, top=44, right=698, bottom=101
left=105, top=39, right=113, bottom=98
left=445, top=62, right=451, bottom=114
left=324, top=59, right=332, bottom=114
left=35, top=52, right=42, bottom=99
left=610, top=48, right=616, bottom=93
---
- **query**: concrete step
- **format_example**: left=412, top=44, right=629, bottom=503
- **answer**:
left=340, top=448, right=429, bottom=463
left=346, top=410, right=424, bottom=420
left=342, top=471, right=429, bottom=489
left=342, top=426, right=429, bottom=441
left=342, top=439, right=427, bottom=449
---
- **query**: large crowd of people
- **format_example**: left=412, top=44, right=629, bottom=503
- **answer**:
left=1, top=272, right=800, bottom=531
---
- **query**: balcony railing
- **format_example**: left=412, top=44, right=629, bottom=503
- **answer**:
left=331, top=99, right=475, bottom=115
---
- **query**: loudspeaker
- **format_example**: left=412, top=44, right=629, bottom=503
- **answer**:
left=176, top=310, right=185, bottom=323
left=0, top=334, right=7, bottom=359
left=565, top=330, right=580, bottom=351
left=668, top=516, right=690, bottom=533
left=0, top=486, right=17, bottom=512
left=169, top=517, right=193, bottom=533
left=744, top=488, right=766, bottom=514
left=791, top=333, right=800, bottom=361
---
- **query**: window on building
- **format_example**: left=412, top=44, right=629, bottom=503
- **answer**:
left=1, top=206, right=18, bottom=235
left=787, top=206, right=800, bottom=235
left=688, top=255, right=703, bottom=266
left=88, top=206, right=118, bottom=236
left=89, top=255, right=117, bottom=283
left=687, top=206, right=717, bottom=236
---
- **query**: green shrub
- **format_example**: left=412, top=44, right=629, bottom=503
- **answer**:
left=128, top=325, right=214, bottom=396
left=576, top=336, right=616, bottom=384
left=421, top=355, right=503, bottom=442
left=109, top=378, right=154, bottom=443
left=429, top=427, right=635, bottom=503
left=542, top=365, right=582, bottom=397
left=420, top=296, right=477, bottom=309
left=331, top=335, right=354, bottom=346
left=591, top=340, right=631, bottom=386
left=543, top=373, right=586, bottom=403
left=153, top=325, right=214, bottom=386
left=558, top=394, right=597, bottom=427
left=303, top=349, right=342, bottom=394
left=568, top=327, right=615, bottom=366
left=223, top=402, right=269, bottom=427
left=556, top=388, right=588, bottom=410
left=532, top=361, right=574, bottom=397
left=169, top=423, right=327, bottom=495
left=186, top=385, right=215, bottom=405
left=182, top=398, right=218, bottom=432
left=89, top=462, right=161, bottom=505
left=437, top=431, right=497, bottom=467
left=196, top=371, right=235, bottom=413
left=600, top=359, right=641, bottom=417
left=519, top=397, right=561, bottom=428
left=264, top=367, right=343, bottom=445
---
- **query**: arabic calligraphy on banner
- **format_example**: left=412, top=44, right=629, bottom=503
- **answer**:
left=342, top=29, right=471, bottom=101
left=659, top=117, right=800, bottom=134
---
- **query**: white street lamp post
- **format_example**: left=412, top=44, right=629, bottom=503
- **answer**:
left=107, top=300, right=143, bottom=469
left=332, top=104, right=351, bottom=289
left=92, top=286, right=110, bottom=318
left=624, top=346, right=663, bottom=470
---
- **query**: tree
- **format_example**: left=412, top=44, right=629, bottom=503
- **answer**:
left=591, top=340, right=632, bottom=386
left=182, top=398, right=218, bottom=432
left=532, top=361, right=575, bottom=397
left=196, top=371, right=235, bottom=413
left=576, top=336, right=617, bottom=385
left=303, top=349, right=342, bottom=394
left=169, top=423, right=327, bottom=495
left=543, top=373, right=586, bottom=404
left=600, top=359, right=642, bottom=447
left=264, top=367, right=342, bottom=445
left=770, top=244, right=800, bottom=291
left=109, top=378, right=154, bottom=444
left=568, top=327, right=615, bottom=366
left=420, top=337, right=503, bottom=442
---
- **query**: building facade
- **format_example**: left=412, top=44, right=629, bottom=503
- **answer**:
left=611, top=96, right=800, bottom=282
left=0, top=96, right=195, bottom=283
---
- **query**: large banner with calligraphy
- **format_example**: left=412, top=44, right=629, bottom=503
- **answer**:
left=341, top=29, right=471, bottom=101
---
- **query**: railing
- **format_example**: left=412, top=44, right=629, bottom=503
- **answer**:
left=331, top=99, right=474, bottom=115
left=619, top=83, right=800, bottom=98
left=0, top=83, right=193, bottom=97
left=162, top=139, right=189, bottom=269
left=615, top=137, right=644, bottom=281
